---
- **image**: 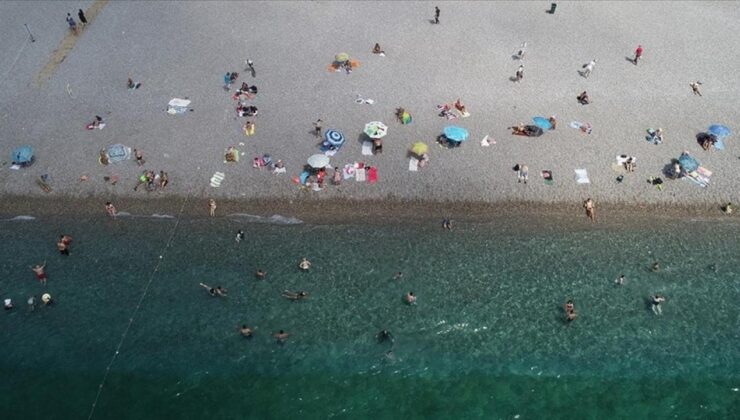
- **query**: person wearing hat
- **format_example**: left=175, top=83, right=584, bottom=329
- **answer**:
left=42, top=293, right=53, bottom=305
left=4, top=298, right=14, bottom=310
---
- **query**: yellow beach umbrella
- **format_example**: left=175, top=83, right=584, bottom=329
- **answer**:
left=335, top=52, right=350, bottom=62
left=411, top=142, right=428, bottom=155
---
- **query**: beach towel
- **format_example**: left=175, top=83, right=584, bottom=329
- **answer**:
left=210, top=172, right=225, bottom=188
left=368, top=167, right=378, bottom=183
left=458, top=110, right=471, bottom=118
left=615, top=155, right=636, bottom=165
left=167, top=98, right=191, bottom=115
left=343, top=164, right=355, bottom=180
left=480, top=135, right=494, bottom=146
left=362, top=141, right=373, bottom=156
left=542, top=170, right=554, bottom=185
left=408, top=157, right=419, bottom=171
left=575, top=169, right=590, bottom=184
left=355, top=163, right=366, bottom=182
left=686, top=166, right=712, bottom=188
left=273, top=167, right=286, bottom=174
left=324, top=148, right=337, bottom=157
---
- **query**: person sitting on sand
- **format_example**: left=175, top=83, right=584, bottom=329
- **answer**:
left=454, top=98, right=467, bottom=115
left=200, top=283, right=227, bottom=297
left=722, top=202, right=733, bottom=215
left=299, top=258, right=312, bottom=271
left=548, top=115, right=557, bottom=130
left=577, top=91, right=590, bottom=105
left=624, top=157, right=636, bottom=172
left=419, top=153, right=429, bottom=168
left=239, top=325, right=254, bottom=338
left=225, top=146, right=238, bottom=163
left=404, top=291, right=417, bottom=305
left=282, top=290, right=309, bottom=301
left=372, top=43, right=384, bottom=55
left=670, top=162, right=682, bottom=179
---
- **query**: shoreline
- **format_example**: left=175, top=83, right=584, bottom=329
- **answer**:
left=0, top=194, right=733, bottom=227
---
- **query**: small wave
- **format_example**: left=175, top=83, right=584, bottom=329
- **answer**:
left=116, top=212, right=132, bottom=217
left=0, top=215, right=36, bottom=221
left=227, top=213, right=303, bottom=225
left=150, top=213, right=175, bottom=219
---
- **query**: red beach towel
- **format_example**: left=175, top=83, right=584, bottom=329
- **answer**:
left=368, top=167, right=378, bottom=183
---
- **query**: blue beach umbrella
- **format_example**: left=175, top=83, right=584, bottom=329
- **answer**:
left=443, top=126, right=469, bottom=142
left=324, top=129, right=345, bottom=147
left=533, top=116, right=552, bottom=130
left=678, top=153, right=699, bottom=172
left=708, top=124, right=731, bottom=139
left=11, top=145, right=33, bottom=164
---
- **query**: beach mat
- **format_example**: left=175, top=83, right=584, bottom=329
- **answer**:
left=355, top=167, right=366, bottom=182
left=361, top=141, right=373, bottom=156
left=210, top=172, right=225, bottom=188
left=408, top=157, right=419, bottom=171
left=368, top=167, right=378, bottom=183
left=685, top=166, right=712, bottom=188
left=343, top=164, right=355, bottom=180
left=575, top=169, right=590, bottom=184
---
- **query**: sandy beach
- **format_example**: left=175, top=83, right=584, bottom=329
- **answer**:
left=1, top=1, right=739, bottom=217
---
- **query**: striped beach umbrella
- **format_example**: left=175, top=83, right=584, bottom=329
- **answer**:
left=363, top=121, right=388, bottom=139
left=324, top=129, right=345, bottom=147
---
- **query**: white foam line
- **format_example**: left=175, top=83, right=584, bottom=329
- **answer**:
left=87, top=194, right=190, bottom=420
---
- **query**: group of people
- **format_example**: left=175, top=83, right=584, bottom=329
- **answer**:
left=134, top=169, right=169, bottom=192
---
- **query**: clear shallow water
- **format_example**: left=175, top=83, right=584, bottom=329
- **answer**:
left=0, top=214, right=738, bottom=419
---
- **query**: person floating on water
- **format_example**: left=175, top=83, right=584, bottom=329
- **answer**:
left=615, top=274, right=625, bottom=285
left=239, top=325, right=254, bottom=338
left=651, top=262, right=660, bottom=272
left=57, top=234, right=72, bottom=256
left=377, top=329, right=394, bottom=344
left=235, top=230, right=245, bottom=242
left=282, top=290, right=309, bottom=301
left=564, top=300, right=577, bottom=322
left=299, top=258, right=311, bottom=271
left=42, top=293, right=53, bottom=305
left=404, top=291, right=417, bottom=305
left=199, top=283, right=227, bottom=297
left=273, top=330, right=289, bottom=343
left=255, top=269, right=267, bottom=280
left=393, top=272, right=404, bottom=280
left=442, top=218, right=453, bottom=230
left=651, top=294, right=666, bottom=315
left=31, top=262, right=48, bottom=285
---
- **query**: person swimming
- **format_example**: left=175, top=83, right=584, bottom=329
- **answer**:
left=235, top=230, right=245, bottom=242
left=651, top=294, right=666, bottom=315
left=564, top=300, right=577, bottom=322
left=273, top=330, right=289, bottom=343
left=239, top=325, right=254, bottom=338
left=377, top=329, right=394, bottom=344
left=41, top=293, right=53, bottom=305
left=255, top=269, right=267, bottom=280
left=393, top=272, right=404, bottom=280
left=404, top=291, right=417, bottom=305
left=615, top=274, right=625, bottom=285
left=299, top=258, right=311, bottom=271
left=282, top=290, right=309, bottom=301
left=200, top=283, right=227, bottom=297
left=651, top=262, right=660, bottom=272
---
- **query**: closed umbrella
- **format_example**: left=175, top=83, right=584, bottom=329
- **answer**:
left=533, top=116, right=552, bottom=130
left=411, top=142, right=428, bottom=156
left=324, top=129, right=345, bottom=147
left=335, top=53, right=350, bottom=62
left=11, top=146, right=33, bottom=165
left=443, top=126, right=469, bottom=142
left=364, top=121, right=388, bottom=139
left=307, top=154, right=330, bottom=169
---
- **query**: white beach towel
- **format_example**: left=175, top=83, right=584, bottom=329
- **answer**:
left=324, top=149, right=337, bottom=157
left=615, top=155, right=636, bottom=165
left=343, top=164, right=355, bottom=180
left=210, top=172, right=225, bottom=188
left=480, top=135, right=494, bottom=146
left=408, top=157, right=419, bottom=171
left=362, top=141, right=373, bottom=156
left=355, top=167, right=366, bottom=182
left=574, top=169, right=590, bottom=184
left=272, top=167, right=286, bottom=175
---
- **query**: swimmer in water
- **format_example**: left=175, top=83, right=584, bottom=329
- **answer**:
left=41, top=293, right=53, bottom=305
left=651, top=294, right=666, bottom=315
left=27, top=296, right=36, bottom=311
left=615, top=274, right=625, bottom=285
left=442, top=218, right=453, bottom=230
left=651, top=262, right=660, bottom=272
left=299, top=258, right=311, bottom=271
left=4, top=298, right=13, bottom=310
left=235, top=230, right=245, bottom=242
left=393, top=272, right=403, bottom=280
left=255, top=269, right=267, bottom=280
left=564, top=300, right=577, bottom=322
left=239, top=325, right=254, bottom=338
left=31, top=262, right=48, bottom=285
left=199, top=283, right=227, bottom=297
left=404, top=291, right=417, bottom=305
left=57, top=235, right=73, bottom=255
left=377, top=329, right=394, bottom=344
left=282, top=290, right=309, bottom=301
left=273, top=330, right=289, bottom=343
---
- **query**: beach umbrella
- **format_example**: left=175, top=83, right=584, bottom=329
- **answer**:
left=324, top=129, right=345, bottom=147
left=708, top=124, right=731, bottom=139
left=11, top=145, right=33, bottom=164
left=307, top=154, right=330, bottom=169
left=335, top=53, right=350, bottom=62
left=411, top=142, right=428, bottom=155
left=443, top=126, right=469, bottom=142
left=364, top=121, right=388, bottom=139
left=533, top=116, right=552, bottom=130
left=678, top=153, right=699, bottom=172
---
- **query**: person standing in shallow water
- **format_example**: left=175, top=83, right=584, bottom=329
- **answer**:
left=105, top=202, right=117, bottom=218
left=583, top=198, right=596, bottom=222
left=209, top=199, right=217, bottom=217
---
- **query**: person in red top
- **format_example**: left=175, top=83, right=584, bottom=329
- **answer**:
left=633, top=45, right=643, bottom=65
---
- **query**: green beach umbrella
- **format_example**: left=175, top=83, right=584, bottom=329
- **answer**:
left=335, top=52, right=350, bottom=62
left=364, top=121, right=388, bottom=139
left=411, top=142, right=428, bottom=155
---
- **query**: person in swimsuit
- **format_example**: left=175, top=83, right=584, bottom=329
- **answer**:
left=273, top=330, right=289, bottom=343
left=564, top=300, right=577, bottom=322
left=31, top=262, right=47, bottom=285
left=199, top=283, right=227, bottom=297
left=651, top=262, right=660, bottom=272
left=105, top=202, right=117, bottom=217
left=651, top=294, right=666, bottom=315
left=299, top=258, right=311, bottom=271
left=616, top=274, right=625, bottom=285
left=405, top=291, right=417, bottom=305
left=57, top=235, right=72, bottom=256
left=239, top=325, right=254, bottom=338
left=583, top=198, right=596, bottom=222
left=208, top=199, right=217, bottom=217
left=377, top=329, right=394, bottom=344
left=235, top=230, right=245, bottom=242
left=282, top=291, right=308, bottom=301
left=255, top=269, right=267, bottom=280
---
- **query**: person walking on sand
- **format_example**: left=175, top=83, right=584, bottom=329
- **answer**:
left=78, top=9, right=87, bottom=27
left=159, top=171, right=168, bottom=190
left=313, top=119, right=323, bottom=138
left=583, top=198, right=596, bottom=222
left=134, top=149, right=145, bottom=166
left=434, top=6, right=440, bottom=24
left=515, top=65, right=524, bottom=83
left=105, top=201, right=117, bottom=218
left=690, top=81, right=702, bottom=96
left=518, top=164, right=528, bottom=184
left=515, top=42, right=527, bottom=60
left=66, top=13, right=78, bottom=35
left=582, top=59, right=597, bottom=78
left=31, top=262, right=48, bottom=285
left=633, top=45, right=643, bottom=65
left=209, top=199, right=217, bottom=217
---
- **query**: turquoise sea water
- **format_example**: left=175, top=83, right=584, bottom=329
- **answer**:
left=0, top=213, right=738, bottom=419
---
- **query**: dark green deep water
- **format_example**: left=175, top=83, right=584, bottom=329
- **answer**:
left=1, top=213, right=738, bottom=419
